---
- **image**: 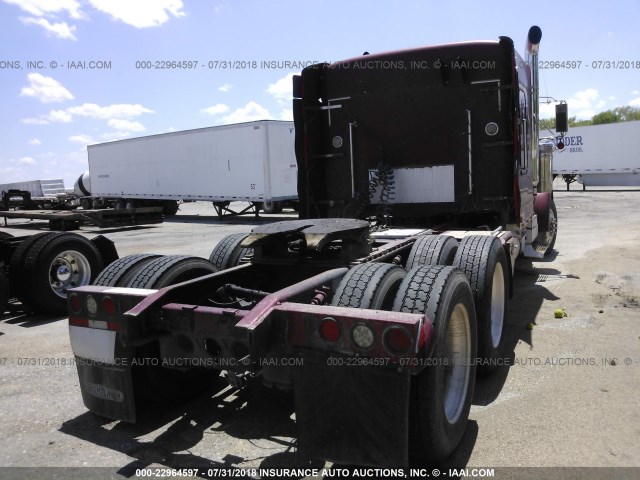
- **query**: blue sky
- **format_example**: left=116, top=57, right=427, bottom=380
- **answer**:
left=1, top=0, right=639, bottom=188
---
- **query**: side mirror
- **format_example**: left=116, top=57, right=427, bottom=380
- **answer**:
left=555, top=103, right=568, bottom=133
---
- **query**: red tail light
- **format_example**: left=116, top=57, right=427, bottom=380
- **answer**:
left=320, top=317, right=341, bottom=342
left=384, top=326, right=412, bottom=355
left=69, top=294, right=82, bottom=314
left=102, top=297, right=116, bottom=316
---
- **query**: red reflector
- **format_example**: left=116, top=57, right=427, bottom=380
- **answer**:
left=69, top=317, right=89, bottom=328
left=69, top=294, right=82, bottom=314
left=320, top=317, right=341, bottom=342
left=102, top=297, right=116, bottom=316
left=385, top=327, right=412, bottom=354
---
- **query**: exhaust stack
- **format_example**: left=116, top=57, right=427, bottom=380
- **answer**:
left=526, top=26, right=542, bottom=190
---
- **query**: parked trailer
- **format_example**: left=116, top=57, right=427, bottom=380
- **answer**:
left=68, top=27, right=561, bottom=466
left=549, top=120, right=640, bottom=190
left=1, top=206, right=164, bottom=231
left=0, top=230, right=117, bottom=315
left=0, top=178, right=66, bottom=198
left=82, top=120, right=298, bottom=216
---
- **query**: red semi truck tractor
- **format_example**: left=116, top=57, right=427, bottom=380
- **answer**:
left=67, top=26, right=563, bottom=466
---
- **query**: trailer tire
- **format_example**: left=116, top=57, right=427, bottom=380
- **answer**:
left=262, top=200, right=283, bottom=214
left=124, top=256, right=221, bottom=404
left=162, top=200, right=179, bottom=216
left=405, top=235, right=458, bottom=270
left=17, top=233, right=104, bottom=314
left=125, top=255, right=219, bottom=289
left=393, top=265, right=477, bottom=462
left=209, top=233, right=252, bottom=271
left=331, top=262, right=406, bottom=310
left=93, top=253, right=162, bottom=287
left=453, top=235, right=508, bottom=374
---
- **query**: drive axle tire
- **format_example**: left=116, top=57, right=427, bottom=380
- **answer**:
left=393, top=265, right=477, bottom=462
left=453, top=235, right=509, bottom=374
left=332, top=262, right=406, bottom=310
left=405, top=235, right=458, bottom=270
left=15, top=232, right=104, bottom=314
left=124, top=255, right=221, bottom=405
left=125, top=255, right=219, bottom=289
left=93, top=253, right=162, bottom=287
left=8, top=232, right=58, bottom=298
left=209, top=233, right=252, bottom=271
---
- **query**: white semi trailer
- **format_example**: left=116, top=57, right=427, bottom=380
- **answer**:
left=550, top=120, right=640, bottom=190
left=0, top=179, right=65, bottom=198
left=79, top=120, right=298, bottom=215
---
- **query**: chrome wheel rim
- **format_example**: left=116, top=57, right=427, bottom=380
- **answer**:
left=443, top=303, right=472, bottom=423
left=490, top=263, right=505, bottom=348
left=49, top=250, right=91, bottom=298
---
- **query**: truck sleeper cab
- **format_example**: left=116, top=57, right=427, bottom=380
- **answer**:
left=69, top=26, right=559, bottom=467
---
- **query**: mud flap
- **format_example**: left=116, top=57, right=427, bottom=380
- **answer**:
left=293, top=355, right=411, bottom=467
left=75, top=360, right=136, bottom=422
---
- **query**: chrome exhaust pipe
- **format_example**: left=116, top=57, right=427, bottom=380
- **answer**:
left=526, top=26, right=542, bottom=190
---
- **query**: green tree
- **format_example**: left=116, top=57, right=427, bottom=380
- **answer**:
left=540, top=106, right=640, bottom=128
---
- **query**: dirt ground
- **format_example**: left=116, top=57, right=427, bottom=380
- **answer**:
left=1, top=183, right=639, bottom=478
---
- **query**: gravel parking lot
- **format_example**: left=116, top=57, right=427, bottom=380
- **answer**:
left=1, top=185, right=639, bottom=479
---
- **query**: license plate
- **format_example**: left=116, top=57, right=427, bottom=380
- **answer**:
left=69, top=325, right=116, bottom=364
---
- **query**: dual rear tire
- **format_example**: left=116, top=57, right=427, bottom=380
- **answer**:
left=10, top=232, right=104, bottom=314
left=332, top=261, right=477, bottom=463
left=94, top=254, right=221, bottom=404
left=331, top=233, right=509, bottom=462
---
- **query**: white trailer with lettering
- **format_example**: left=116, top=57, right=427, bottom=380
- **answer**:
left=550, top=120, right=640, bottom=189
left=83, top=120, right=298, bottom=215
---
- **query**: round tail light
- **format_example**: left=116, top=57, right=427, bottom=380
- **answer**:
left=384, top=326, right=413, bottom=355
left=351, top=324, right=375, bottom=349
left=320, top=317, right=341, bottom=342
left=69, top=294, right=82, bottom=314
left=102, top=297, right=116, bottom=316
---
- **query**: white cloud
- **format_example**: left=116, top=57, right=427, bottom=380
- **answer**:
left=540, top=89, right=603, bottom=120
left=87, top=0, right=185, bottom=28
left=3, top=0, right=83, bottom=19
left=201, top=103, right=229, bottom=116
left=221, top=101, right=272, bottom=124
left=632, top=90, right=639, bottom=95
left=107, top=119, right=145, bottom=132
left=19, top=156, right=37, bottom=165
left=47, top=109, right=73, bottom=123
left=630, top=97, right=640, bottom=107
left=567, top=89, right=600, bottom=120
left=67, top=103, right=154, bottom=119
left=279, top=108, right=293, bottom=121
left=29, top=138, right=42, bottom=145
left=19, top=102, right=154, bottom=129
left=69, top=134, right=95, bottom=145
left=20, top=16, right=77, bottom=40
left=218, top=84, right=232, bottom=92
left=267, top=73, right=295, bottom=103
left=20, top=73, right=74, bottom=103
left=21, top=117, right=49, bottom=125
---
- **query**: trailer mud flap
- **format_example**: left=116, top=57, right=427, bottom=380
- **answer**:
left=75, top=360, right=136, bottom=423
left=293, top=357, right=411, bottom=467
